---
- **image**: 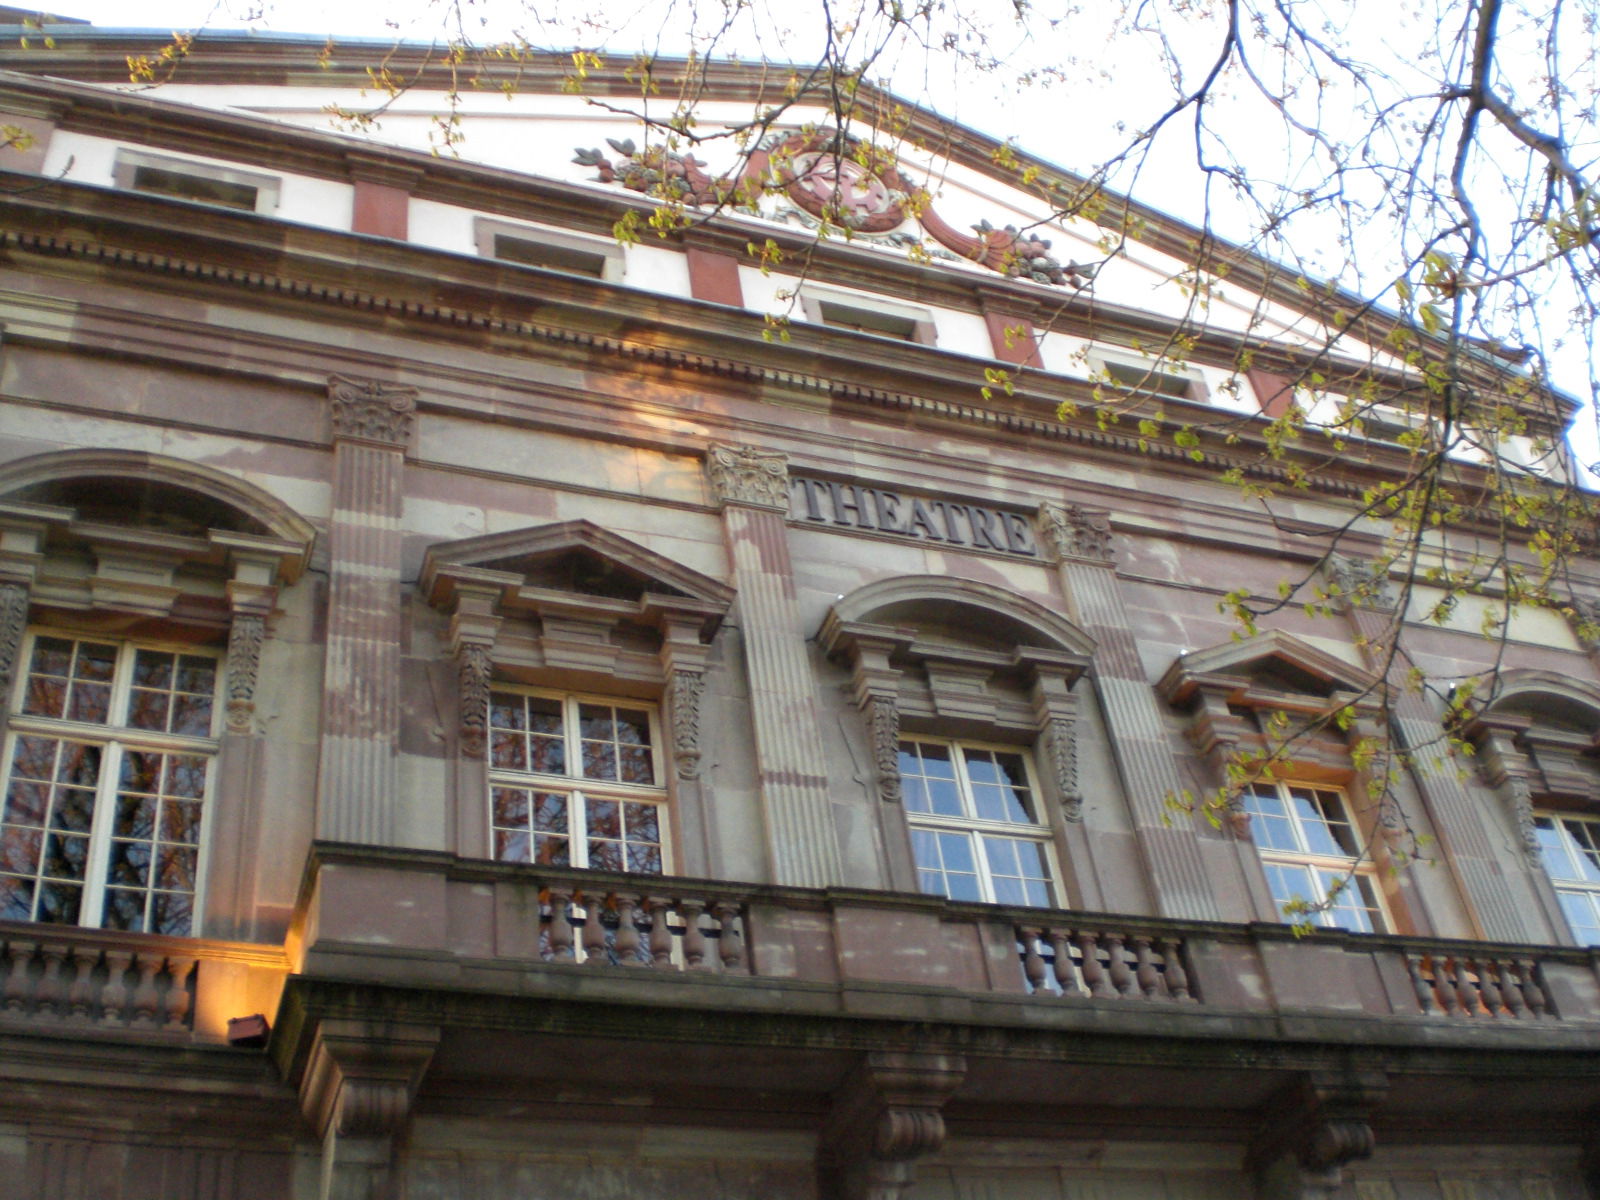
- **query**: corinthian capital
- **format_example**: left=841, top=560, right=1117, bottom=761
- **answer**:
left=1036, top=501, right=1115, bottom=564
left=328, top=374, right=418, bottom=450
left=705, top=443, right=790, bottom=510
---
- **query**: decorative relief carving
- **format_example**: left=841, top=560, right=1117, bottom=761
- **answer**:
left=224, top=613, right=266, bottom=735
left=1323, top=553, right=1399, bottom=612
left=1503, top=773, right=1544, bottom=869
left=456, top=641, right=492, bottom=759
left=1044, top=715, right=1081, bottom=822
left=705, top=443, right=789, bottom=510
left=1036, top=501, right=1115, bottom=564
left=328, top=374, right=418, bottom=449
left=670, top=668, right=705, bottom=780
left=0, top=582, right=28, bottom=713
left=869, top=694, right=902, bottom=804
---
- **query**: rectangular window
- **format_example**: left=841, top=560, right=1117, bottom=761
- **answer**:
left=899, top=738, right=1056, bottom=906
left=1090, top=353, right=1205, bottom=401
left=1535, top=813, right=1600, bottom=946
left=801, top=290, right=937, bottom=345
left=1, top=633, right=218, bottom=935
left=112, top=148, right=281, bottom=214
left=489, top=690, right=666, bottom=874
left=474, top=218, right=625, bottom=282
left=1244, top=782, right=1386, bottom=932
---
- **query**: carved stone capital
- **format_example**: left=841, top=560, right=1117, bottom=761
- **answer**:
left=705, top=442, right=789, bottom=510
left=456, top=640, right=493, bottom=759
left=1322, top=553, right=1398, bottom=613
left=1036, top=501, right=1115, bottom=565
left=669, top=667, right=705, bottom=780
left=329, top=374, right=418, bottom=450
left=224, top=613, right=266, bottom=735
left=820, top=1052, right=966, bottom=1200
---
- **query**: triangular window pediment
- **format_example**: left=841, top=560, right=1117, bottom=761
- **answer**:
left=1158, top=630, right=1377, bottom=710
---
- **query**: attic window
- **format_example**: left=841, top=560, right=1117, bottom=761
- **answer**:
left=475, top=217, right=624, bottom=282
left=801, top=291, right=936, bottom=345
left=113, top=149, right=280, bottom=214
left=1092, top=353, right=1205, bottom=401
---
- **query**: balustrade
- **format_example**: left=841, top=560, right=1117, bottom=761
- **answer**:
left=1406, top=950, right=1550, bottom=1019
left=537, top=885, right=748, bottom=974
left=0, top=934, right=196, bottom=1030
left=1018, top=924, right=1195, bottom=1002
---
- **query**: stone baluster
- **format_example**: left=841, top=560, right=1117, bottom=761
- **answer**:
left=1451, top=956, right=1478, bottom=1015
left=35, top=944, right=68, bottom=1017
left=1019, top=927, right=1047, bottom=993
left=1160, top=938, right=1192, bottom=1001
left=1433, top=957, right=1458, bottom=1015
left=1104, top=933, right=1135, bottom=997
left=545, top=888, right=576, bottom=962
left=1474, top=957, right=1503, bottom=1016
left=1500, top=961, right=1527, bottom=1018
left=65, top=948, right=96, bottom=1019
left=131, top=955, right=163, bottom=1026
left=1132, top=936, right=1162, bottom=999
left=1517, top=960, right=1547, bottom=1018
left=646, top=897, right=675, bottom=967
left=1, top=940, right=33, bottom=1012
left=164, top=958, right=194, bottom=1029
left=581, top=897, right=609, bottom=966
left=1076, top=931, right=1112, bottom=998
left=681, top=899, right=709, bottom=970
left=713, top=900, right=746, bottom=973
left=100, top=950, right=132, bottom=1024
left=612, top=894, right=643, bottom=967
left=1406, top=955, right=1435, bottom=1014
left=1047, top=930, right=1076, bottom=995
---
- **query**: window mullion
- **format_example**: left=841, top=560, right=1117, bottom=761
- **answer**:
left=571, top=786, right=588, bottom=869
left=82, top=739, right=123, bottom=930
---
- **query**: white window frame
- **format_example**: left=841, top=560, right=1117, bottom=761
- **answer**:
left=112, top=147, right=281, bottom=214
left=799, top=287, right=938, bottom=345
left=1087, top=348, right=1207, bottom=402
left=1535, top=811, right=1600, bottom=946
left=487, top=687, right=670, bottom=875
left=473, top=217, right=626, bottom=282
left=898, top=736, right=1060, bottom=907
left=1243, top=781, right=1388, bottom=932
left=2, top=629, right=220, bottom=935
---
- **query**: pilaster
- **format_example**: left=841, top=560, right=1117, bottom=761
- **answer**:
left=317, top=374, right=416, bottom=846
left=1037, top=501, right=1221, bottom=920
left=706, top=442, right=843, bottom=887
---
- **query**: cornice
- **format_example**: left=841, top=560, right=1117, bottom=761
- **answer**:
left=0, top=182, right=1580, bottom=526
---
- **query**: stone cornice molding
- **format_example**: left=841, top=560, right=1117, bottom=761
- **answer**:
left=705, top=442, right=790, bottom=510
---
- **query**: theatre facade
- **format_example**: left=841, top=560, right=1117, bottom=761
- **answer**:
left=0, top=21, right=1599, bottom=1200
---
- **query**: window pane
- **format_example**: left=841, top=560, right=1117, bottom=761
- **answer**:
left=1291, top=787, right=1359, bottom=857
left=899, top=742, right=962, bottom=816
left=983, top=836, right=1053, bottom=907
left=1558, top=889, right=1600, bottom=947
left=1244, top=786, right=1298, bottom=851
left=966, top=749, right=1034, bottom=824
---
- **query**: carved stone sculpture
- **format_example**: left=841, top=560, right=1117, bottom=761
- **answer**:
left=1322, top=553, right=1398, bottom=612
left=670, top=667, right=705, bottom=780
left=705, top=442, right=789, bottom=510
left=1036, top=501, right=1115, bottom=564
left=328, top=374, right=418, bottom=449
left=0, top=582, right=28, bottom=718
left=224, top=613, right=266, bottom=735
left=456, top=641, right=492, bottom=759
left=1044, top=714, right=1082, bottom=821
left=868, top=694, right=902, bottom=805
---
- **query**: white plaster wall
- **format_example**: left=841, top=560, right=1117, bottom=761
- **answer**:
left=39, top=130, right=356, bottom=229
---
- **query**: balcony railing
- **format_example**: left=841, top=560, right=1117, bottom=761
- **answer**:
left=0, top=921, right=289, bottom=1041
left=296, top=845, right=1600, bottom=1031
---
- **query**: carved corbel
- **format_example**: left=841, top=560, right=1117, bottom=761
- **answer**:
left=224, top=613, right=267, bottom=735
left=1464, top=714, right=1545, bottom=869
left=820, top=615, right=912, bottom=805
left=447, top=585, right=503, bottom=760
left=1249, top=1071, right=1387, bottom=1200
left=818, top=1052, right=966, bottom=1200
left=1036, top=500, right=1115, bottom=565
left=668, top=667, right=706, bottom=780
left=704, top=442, right=790, bottom=510
left=1026, top=658, right=1088, bottom=822
left=0, top=581, right=28, bottom=722
left=328, top=374, right=418, bottom=452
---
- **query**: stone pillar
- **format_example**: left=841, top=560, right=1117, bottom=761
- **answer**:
left=299, top=1019, right=438, bottom=1200
left=1324, top=554, right=1530, bottom=942
left=1037, top=502, right=1221, bottom=920
left=317, top=375, right=416, bottom=845
left=1250, top=1072, right=1386, bottom=1200
left=705, top=443, right=842, bottom=887
left=818, top=1052, right=966, bottom=1200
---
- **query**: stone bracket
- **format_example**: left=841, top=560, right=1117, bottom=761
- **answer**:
left=818, top=1051, right=966, bottom=1200
left=1248, top=1070, right=1387, bottom=1199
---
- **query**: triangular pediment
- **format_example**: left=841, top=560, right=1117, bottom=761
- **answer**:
left=1157, top=630, right=1377, bottom=708
left=421, top=520, right=733, bottom=627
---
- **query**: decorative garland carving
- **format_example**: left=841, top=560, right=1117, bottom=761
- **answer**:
left=456, top=641, right=492, bottom=759
left=574, top=131, right=1094, bottom=289
left=1036, top=501, right=1115, bottom=564
left=1503, top=773, right=1544, bottom=869
left=224, top=614, right=266, bottom=735
left=0, top=583, right=28, bottom=714
left=868, top=694, right=902, bottom=805
left=670, top=668, right=705, bottom=780
left=328, top=374, right=418, bottom=449
left=1323, top=553, right=1399, bottom=612
left=705, top=443, right=789, bottom=510
left=1043, top=715, right=1082, bottom=822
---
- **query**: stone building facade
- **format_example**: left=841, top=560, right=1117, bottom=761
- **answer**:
left=0, top=20, right=1598, bottom=1200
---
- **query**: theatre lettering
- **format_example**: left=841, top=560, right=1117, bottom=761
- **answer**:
left=790, top=475, right=1039, bottom=558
